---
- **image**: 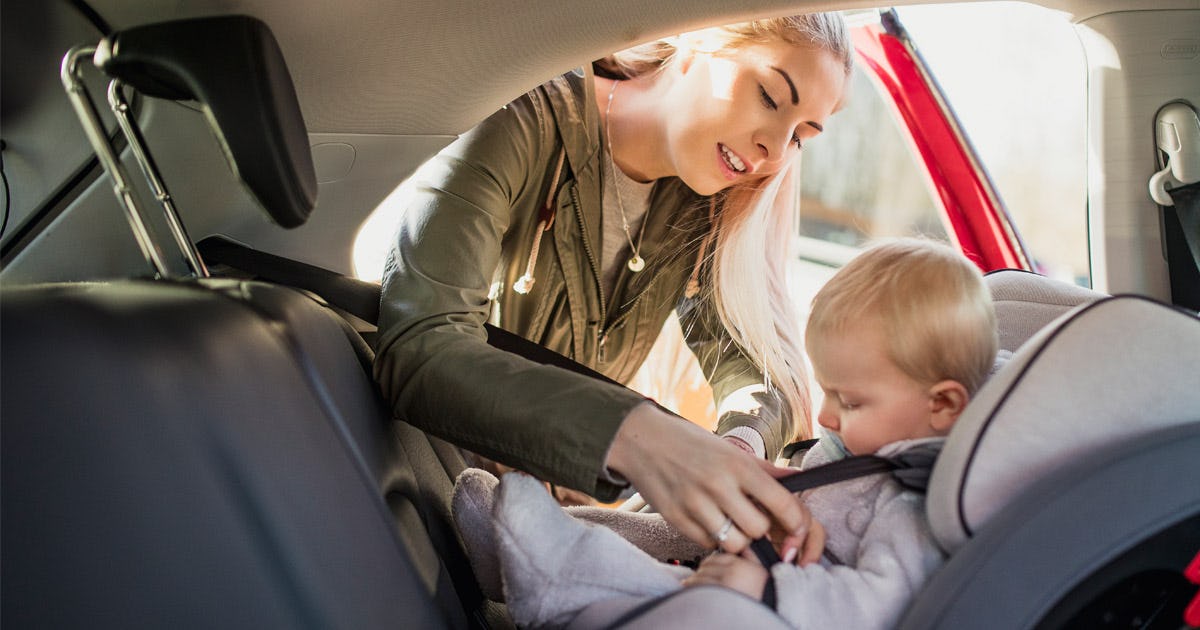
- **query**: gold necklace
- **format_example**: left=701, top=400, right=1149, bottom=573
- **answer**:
left=605, top=80, right=649, bottom=273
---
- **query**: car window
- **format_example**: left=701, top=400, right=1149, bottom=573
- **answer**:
left=895, top=1, right=1089, bottom=286
left=799, top=63, right=948, bottom=250
left=791, top=61, right=949, bottom=307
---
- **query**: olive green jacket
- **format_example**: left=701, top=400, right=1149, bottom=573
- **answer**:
left=374, top=67, right=792, bottom=500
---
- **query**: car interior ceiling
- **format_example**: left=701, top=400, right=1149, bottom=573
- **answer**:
left=1, top=5, right=1198, bottom=630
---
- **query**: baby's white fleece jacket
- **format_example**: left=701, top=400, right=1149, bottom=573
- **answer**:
left=772, top=437, right=947, bottom=630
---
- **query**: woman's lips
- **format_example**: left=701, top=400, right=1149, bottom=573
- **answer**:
left=718, top=143, right=748, bottom=180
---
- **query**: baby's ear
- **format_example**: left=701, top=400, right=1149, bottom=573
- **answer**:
left=928, top=380, right=970, bottom=433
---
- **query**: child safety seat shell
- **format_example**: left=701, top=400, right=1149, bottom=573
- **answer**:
left=904, top=281, right=1200, bottom=629
left=569, top=273, right=1200, bottom=630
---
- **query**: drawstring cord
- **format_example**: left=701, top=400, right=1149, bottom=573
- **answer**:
left=514, top=148, right=567, bottom=294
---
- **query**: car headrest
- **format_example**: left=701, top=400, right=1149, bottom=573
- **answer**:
left=928, top=294, right=1200, bottom=553
left=95, top=15, right=317, bottom=228
left=985, top=269, right=1106, bottom=352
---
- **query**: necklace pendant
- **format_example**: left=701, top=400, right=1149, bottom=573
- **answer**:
left=627, top=255, right=645, bottom=272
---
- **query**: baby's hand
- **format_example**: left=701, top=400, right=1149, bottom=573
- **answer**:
left=768, top=498, right=826, bottom=566
left=682, top=551, right=769, bottom=600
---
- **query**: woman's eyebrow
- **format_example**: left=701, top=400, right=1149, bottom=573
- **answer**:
left=770, top=66, right=798, bottom=105
left=768, top=66, right=824, bottom=132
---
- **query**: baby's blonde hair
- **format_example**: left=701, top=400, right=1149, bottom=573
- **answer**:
left=806, top=239, right=998, bottom=395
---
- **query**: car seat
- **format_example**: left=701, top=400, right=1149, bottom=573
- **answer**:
left=907, top=285, right=1200, bottom=629
left=3, top=14, right=504, bottom=630
left=564, top=272, right=1200, bottom=629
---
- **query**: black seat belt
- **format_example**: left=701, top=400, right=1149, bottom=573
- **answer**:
left=196, top=235, right=622, bottom=386
left=1162, top=180, right=1200, bottom=311
left=197, top=235, right=620, bottom=629
left=749, top=445, right=938, bottom=610
left=1151, top=101, right=1200, bottom=312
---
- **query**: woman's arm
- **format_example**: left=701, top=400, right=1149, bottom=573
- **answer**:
left=374, top=91, right=645, bottom=499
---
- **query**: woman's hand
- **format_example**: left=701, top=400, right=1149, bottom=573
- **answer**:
left=605, top=403, right=812, bottom=554
left=681, top=551, right=769, bottom=600
left=767, top=499, right=825, bottom=566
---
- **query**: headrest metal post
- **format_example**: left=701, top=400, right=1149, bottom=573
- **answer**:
left=107, top=80, right=209, bottom=278
left=60, top=45, right=171, bottom=279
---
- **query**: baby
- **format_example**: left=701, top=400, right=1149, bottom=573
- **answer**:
left=453, top=238, right=999, bottom=629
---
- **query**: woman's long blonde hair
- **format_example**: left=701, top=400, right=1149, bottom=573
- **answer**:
left=600, top=14, right=853, bottom=442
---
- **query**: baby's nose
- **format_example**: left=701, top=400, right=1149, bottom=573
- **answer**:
left=817, top=408, right=839, bottom=431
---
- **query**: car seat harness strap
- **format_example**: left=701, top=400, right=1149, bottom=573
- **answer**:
left=751, top=447, right=938, bottom=610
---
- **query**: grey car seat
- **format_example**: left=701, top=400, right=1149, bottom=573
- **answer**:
left=907, top=282, right=1200, bottom=629
left=565, top=271, right=1200, bottom=629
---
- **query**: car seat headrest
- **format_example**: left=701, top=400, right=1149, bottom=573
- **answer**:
left=95, top=15, right=317, bottom=228
left=985, top=269, right=1106, bottom=352
left=927, top=295, right=1200, bottom=553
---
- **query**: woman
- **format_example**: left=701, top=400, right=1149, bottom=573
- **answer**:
left=374, top=13, right=852, bottom=552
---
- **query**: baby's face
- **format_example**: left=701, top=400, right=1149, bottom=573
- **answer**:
left=809, top=323, right=944, bottom=455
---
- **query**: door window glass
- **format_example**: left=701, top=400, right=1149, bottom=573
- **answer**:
left=896, top=2, right=1089, bottom=286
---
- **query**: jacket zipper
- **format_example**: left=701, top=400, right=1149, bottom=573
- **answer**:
left=569, top=184, right=608, bottom=360
left=570, top=183, right=671, bottom=366
left=600, top=269, right=668, bottom=363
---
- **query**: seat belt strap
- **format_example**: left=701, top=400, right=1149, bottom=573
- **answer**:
left=751, top=450, right=945, bottom=611
left=1172, top=181, right=1200, bottom=268
left=749, top=455, right=899, bottom=610
left=1161, top=181, right=1200, bottom=312
left=198, top=235, right=383, bottom=322
left=195, top=236, right=941, bottom=613
left=196, top=236, right=622, bottom=386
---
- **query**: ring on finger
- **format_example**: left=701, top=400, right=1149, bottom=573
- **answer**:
left=712, top=516, right=735, bottom=544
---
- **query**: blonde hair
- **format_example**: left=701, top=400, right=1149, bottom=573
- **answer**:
left=597, top=14, right=853, bottom=79
left=807, top=238, right=998, bottom=395
left=599, top=14, right=853, bottom=442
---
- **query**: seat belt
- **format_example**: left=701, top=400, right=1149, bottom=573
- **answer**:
left=1170, top=181, right=1200, bottom=270
left=196, top=235, right=622, bottom=386
left=1150, top=102, right=1200, bottom=311
left=749, top=444, right=939, bottom=610
left=197, top=235, right=620, bottom=629
left=1163, top=181, right=1200, bottom=311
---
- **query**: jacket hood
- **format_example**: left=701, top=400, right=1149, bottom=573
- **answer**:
left=542, top=66, right=602, bottom=188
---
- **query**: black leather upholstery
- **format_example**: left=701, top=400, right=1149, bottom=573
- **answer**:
left=0, top=281, right=461, bottom=628
left=95, top=15, right=317, bottom=228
